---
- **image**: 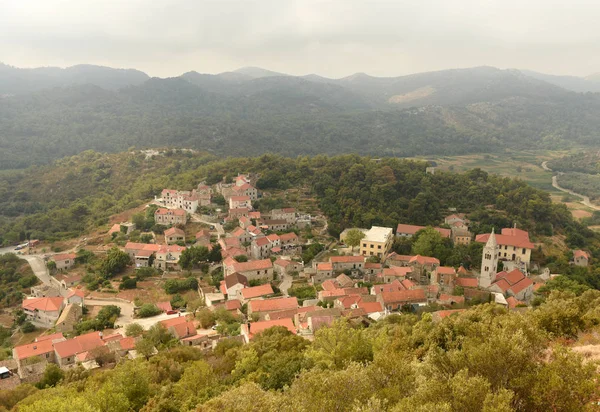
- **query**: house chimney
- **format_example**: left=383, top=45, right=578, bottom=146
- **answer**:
left=33, top=346, right=37, bottom=350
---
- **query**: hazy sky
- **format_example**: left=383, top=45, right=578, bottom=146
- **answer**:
left=2, top=0, right=600, bottom=78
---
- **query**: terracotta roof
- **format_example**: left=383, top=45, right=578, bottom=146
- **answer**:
left=248, top=212, right=261, bottom=219
left=155, top=208, right=186, bottom=216
left=232, top=259, right=273, bottom=272
left=156, top=302, right=173, bottom=312
left=36, top=332, right=65, bottom=342
left=196, top=230, right=211, bottom=239
left=119, top=337, right=136, bottom=351
left=574, top=250, right=589, bottom=259
left=52, top=253, right=76, bottom=262
left=379, top=289, right=427, bottom=304
left=382, top=267, right=412, bottom=277
left=255, top=237, right=270, bottom=247
left=386, top=253, right=414, bottom=262
left=436, top=266, right=456, bottom=275
left=157, top=244, right=186, bottom=254
left=241, top=284, right=274, bottom=299
left=219, top=281, right=227, bottom=295
left=229, top=207, right=249, bottom=214
left=230, top=195, right=251, bottom=201
left=409, top=255, right=440, bottom=265
left=249, top=297, right=298, bottom=313
left=224, top=272, right=248, bottom=289
left=321, top=280, right=337, bottom=291
left=336, top=274, right=354, bottom=288
left=317, top=262, right=333, bottom=271
left=373, top=283, right=403, bottom=294
left=510, top=277, right=534, bottom=295
left=492, top=278, right=511, bottom=292
left=396, top=224, right=451, bottom=238
left=124, top=242, right=161, bottom=252
left=67, top=289, right=85, bottom=298
left=358, top=301, right=383, bottom=314
left=164, top=227, right=184, bottom=237
left=279, top=232, right=298, bottom=242
left=53, top=332, right=104, bottom=358
left=330, top=255, right=365, bottom=263
left=336, top=295, right=362, bottom=309
left=364, top=262, right=382, bottom=269
left=22, top=297, right=64, bottom=312
left=170, top=321, right=197, bottom=339
left=243, top=318, right=296, bottom=340
left=455, top=278, right=478, bottom=288
left=108, top=224, right=121, bottom=235
left=233, top=183, right=254, bottom=191
left=266, top=234, right=280, bottom=242
left=13, top=339, right=56, bottom=360
left=439, top=294, right=465, bottom=304
left=274, top=259, right=294, bottom=267
left=475, top=230, right=534, bottom=249
left=457, top=266, right=469, bottom=275
left=432, top=309, right=466, bottom=320
left=497, top=269, right=526, bottom=285
left=401, top=279, right=416, bottom=289
left=160, top=316, right=189, bottom=329
left=225, top=300, right=242, bottom=311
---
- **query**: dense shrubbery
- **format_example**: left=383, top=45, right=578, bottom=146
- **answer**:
left=0, top=253, right=37, bottom=308
left=6, top=292, right=600, bottom=411
left=75, top=305, right=121, bottom=335
left=137, top=304, right=162, bottom=318
left=163, top=277, right=198, bottom=294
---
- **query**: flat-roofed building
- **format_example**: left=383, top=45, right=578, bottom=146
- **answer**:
left=359, top=226, right=394, bottom=258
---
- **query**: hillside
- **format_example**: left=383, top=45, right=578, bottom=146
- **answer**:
left=2, top=64, right=600, bottom=169
left=0, top=63, right=149, bottom=95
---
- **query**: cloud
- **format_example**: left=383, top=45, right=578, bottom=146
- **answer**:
left=1, top=0, right=600, bottom=77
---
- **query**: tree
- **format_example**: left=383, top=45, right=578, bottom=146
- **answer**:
left=233, top=255, right=248, bottom=262
left=125, top=323, right=144, bottom=337
left=46, top=261, right=56, bottom=272
left=135, top=338, right=155, bottom=361
left=179, top=246, right=209, bottom=270
left=138, top=304, right=161, bottom=318
left=21, top=321, right=35, bottom=333
left=412, top=227, right=450, bottom=261
left=208, top=243, right=223, bottom=262
left=197, top=308, right=216, bottom=329
left=100, top=248, right=131, bottom=278
left=345, top=229, right=365, bottom=251
left=36, top=364, right=64, bottom=389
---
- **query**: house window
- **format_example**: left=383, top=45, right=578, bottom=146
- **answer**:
left=370, top=244, right=374, bottom=249
left=378, top=245, right=381, bottom=249
left=46, top=353, right=49, bottom=358
left=362, top=243, right=366, bottom=248
left=522, top=248, right=526, bottom=254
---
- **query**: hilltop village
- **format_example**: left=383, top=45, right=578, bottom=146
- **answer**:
left=6, top=172, right=589, bottom=384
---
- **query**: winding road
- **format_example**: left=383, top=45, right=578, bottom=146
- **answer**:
left=541, top=161, right=600, bottom=211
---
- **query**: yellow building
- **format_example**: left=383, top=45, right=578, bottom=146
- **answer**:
left=360, top=226, right=394, bottom=258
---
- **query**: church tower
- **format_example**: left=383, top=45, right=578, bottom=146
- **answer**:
left=479, top=229, right=499, bottom=288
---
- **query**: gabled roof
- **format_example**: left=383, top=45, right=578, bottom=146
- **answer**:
left=156, top=302, right=172, bottom=312
left=230, top=227, right=247, bottom=237
left=335, top=274, right=354, bottom=288
left=455, top=277, right=478, bottom=288
left=254, top=237, right=270, bottom=247
left=124, top=242, right=161, bottom=252
left=436, top=266, right=456, bottom=275
left=382, top=266, right=412, bottom=277
left=52, top=253, right=76, bottom=262
left=249, top=297, right=298, bottom=313
left=243, top=318, right=296, bottom=340
left=36, top=332, right=65, bottom=342
left=336, top=295, right=362, bottom=309
left=379, top=289, right=427, bottom=304
left=196, top=229, right=211, bottom=239
left=13, top=339, right=56, bottom=360
left=232, top=259, right=273, bottom=272
left=279, top=232, right=298, bottom=242
left=170, top=321, right=197, bottom=339
left=386, top=253, right=414, bottom=262
left=225, top=300, right=242, bottom=311
left=164, top=227, right=185, bottom=237
left=317, top=262, right=333, bottom=271
left=574, top=250, right=590, bottom=259
left=509, top=277, right=534, bottom=295
left=67, top=289, right=85, bottom=299
left=432, top=309, right=466, bottom=321
left=22, top=297, right=64, bottom=312
left=274, top=259, right=295, bottom=267
left=364, top=262, right=382, bottom=269
left=409, top=255, right=440, bottom=265
left=358, top=301, right=383, bottom=314
left=53, top=331, right=104, bottom=358
left=457, top=265, right=469, bottom=275
left=321, top=280, right=337, bottom=291
left=438, top=294, right=465, bottom=304
left=155, top=208, right=186, bottom=216
left=224, top=272, right=249, bottom=289
left=241, top=284, right=274, bottom=299
left=475, top=229, right=534, bottom=249
left=396, top=224, right=451, bottom=238
left=330, top=255, right=365, bottom=263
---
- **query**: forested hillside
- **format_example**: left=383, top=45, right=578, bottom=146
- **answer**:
left=5, top=292, right=600, bottom=411
left=0, top=151, right=593, bottom=255
left=1, top=65, right=600, bottom=168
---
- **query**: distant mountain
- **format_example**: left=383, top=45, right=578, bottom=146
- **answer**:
left=521, top=70, right=600, bottom=93
left=0, top=63, right=149, bottom=95
left=2, top=63, right=600, bottom=169
left=233, top=66, right=289, bottom=79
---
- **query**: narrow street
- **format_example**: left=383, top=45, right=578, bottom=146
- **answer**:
left=279, top=273, right=293, bottom=296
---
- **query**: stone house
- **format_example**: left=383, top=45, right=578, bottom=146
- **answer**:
left=52, top=253, right=77, bottom=271
left=154, top=245, right=186, bottom=271
left=164, top=227, right=185, bottom=245
left=573, top=250, right=590, bottom=267
left=223, top=259, right=274, bottom=281
left=55, top=303, right=83, bottom=333
left=154, top=208, right=187, bottom=225
left=22, top=297, right=65, bottom=328
left=330, top=255, right=365, bottom=272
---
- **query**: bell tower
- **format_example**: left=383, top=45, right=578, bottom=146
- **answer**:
left=479, top=229, right=499, bottom=288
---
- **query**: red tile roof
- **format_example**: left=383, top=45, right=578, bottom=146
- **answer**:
left=379, top=289, right=427, bottom=304
left=170, top=321, right=197, bottom=339
left=382, top=267, right=412, bottom=277
left=119, top=337, right=136, bottom=351
left=274, top=259, right=294, bottom=267
left=510, top=277, right=533, bottom=295
left=124, top=242, right=161, bottom=252
left=358, top=301, right=383, bottom=314
left=321, top=280, right=337, bottom=291
left=243, top=318, right=296, bottom=340
left=438, top=294, right=465, bottom=304
left=53, top=332, right=104, bottom=358
left=156, top=302, right=173, bottom=312
left=396, top=224, right=451, bottom=238
left=155, top=208, right=186, bottom=216
left=164, top=227, right=184, bottom=237
left=13, top=339, right=56, bottom=360
left=225, top=300, right=242, bottom=311
left=233, top=259, right=273, bottom=272
left=574, top=250, right=589, bottom=259
left=401, top=279, right=416, bottom=289
left=330, top=255, right=365, bottom=263
left=475, top=230, right=534, bottom=249
left=493, top=279, right=511, bottom=292
left=433, top=309, right=466, bottom=320
left=52, top=253, right=77, bottom=262
left=336, top=295, right=362, bottom=309
left=317, top=262, right=333, bottom=271
left=67, top=289, right=85, bottom=298
left=22, top=297, right=64, bottom=312
left=409, top=255, right=440, bottom=265
left=160, top=316, right=189, bottom=328
left=455, top=278, right=478, bottom=288
left=36, top=332, right=65, bottom=342
left=373, top=283, right=403, bottom=294
left=255, top=237, right=270, bottom=247
left=386, top=253, right=414, bottom=262
left=364, top=262, right=382, bottom=269
left=241, top=284, right=274, bottom=299
left=279, top=232, right=298, bottom=242
left=249, top=297, right=298, bottom=313
left=436, top=266, right=456, bottom=275
left=266, top=234, right=280, bottom=242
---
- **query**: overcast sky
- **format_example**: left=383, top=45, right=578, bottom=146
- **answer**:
left=2, top=0, right=600, bottom=78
